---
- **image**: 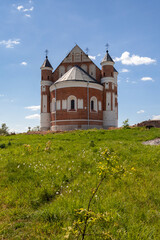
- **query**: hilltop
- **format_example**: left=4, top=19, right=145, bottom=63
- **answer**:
left=0, top=128, right=160, bottom=239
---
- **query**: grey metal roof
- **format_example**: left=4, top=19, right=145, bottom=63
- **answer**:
left=114, top=67, right=118, bottom=73
left=41, top=56, right=53, bottom=69
left=55, top=66, right=100, bottom=84
left=101, top=50, right=114, bottom=63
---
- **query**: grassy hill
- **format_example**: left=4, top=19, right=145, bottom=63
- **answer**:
left=0, top=128, right=160, bottom=239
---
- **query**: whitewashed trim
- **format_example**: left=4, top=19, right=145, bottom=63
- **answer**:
left=41, top=80, right=53, bottom=86
left=41, top=67, right=53, bottom=71
left=100, top=61, right=114, bottom=67
left=51, top=119, right=103, bottom=123
left=101, top=77, right=115, bottom=84
left=50, top=81, right=103, bottom=92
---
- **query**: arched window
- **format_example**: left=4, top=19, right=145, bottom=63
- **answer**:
left=89, top=64, right=96, bottom=78
left=71, top=100, right=75, bottom=110
left=67, top=95, right=77, bottom=111
left=90, top=96, right=97, bottom=112
left=59, top=66, right=65, bottom=78
left=67, top=65, right=72, bottom=71
left=91, top=100, right=94, bottom=111
left=81, top=64, right=87, bottom=72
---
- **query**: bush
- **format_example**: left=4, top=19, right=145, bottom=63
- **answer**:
left=122, top=119, right=130, bottom=129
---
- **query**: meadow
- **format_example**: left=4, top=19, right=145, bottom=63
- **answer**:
left=0, top=128, right=160, bottom=239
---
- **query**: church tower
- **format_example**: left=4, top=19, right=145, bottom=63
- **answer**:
left=101, top=50, right=118, bottom=128
left=40, top=54, right=53, bottom=130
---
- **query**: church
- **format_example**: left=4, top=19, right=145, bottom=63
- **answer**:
left=40, top=45, right=118, bottom=131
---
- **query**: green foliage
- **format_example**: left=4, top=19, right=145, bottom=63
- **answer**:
left=122, top=119, right=130, bottom=129
left=0, top=128, right=160, bottom=239
left=0, top=123, right=9, bottom=135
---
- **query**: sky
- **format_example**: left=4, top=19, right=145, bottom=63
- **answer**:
left=0, top=0, right=160, bottom=132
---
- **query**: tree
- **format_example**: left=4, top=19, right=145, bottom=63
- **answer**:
left=0, top=123, right=9, bottom=135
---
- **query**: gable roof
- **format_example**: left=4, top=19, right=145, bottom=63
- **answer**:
left=55, top=65, right=101, bottom=84
left=53, top=44, right=101, bottom=73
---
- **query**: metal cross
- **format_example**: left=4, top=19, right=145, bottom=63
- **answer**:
left=85, top=47, right=89, bottom=54
left=45, top=49, right=48, bottom=58
left=105, top=43, right=109, bottom=52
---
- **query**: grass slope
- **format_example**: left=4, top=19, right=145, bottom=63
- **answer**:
left=0, top=128, right=160, bottom=239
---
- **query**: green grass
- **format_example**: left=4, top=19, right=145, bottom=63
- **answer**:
left=0, top=128, right=160, bottom=239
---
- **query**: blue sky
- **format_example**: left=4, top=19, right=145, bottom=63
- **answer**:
left=0, top=0, right=159, bottom=132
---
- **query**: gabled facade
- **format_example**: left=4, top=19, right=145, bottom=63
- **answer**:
left=40, top=45, right=118, bottom=131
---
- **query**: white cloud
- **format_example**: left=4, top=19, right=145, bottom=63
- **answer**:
left=25, top=14, right=31, bottom=18
left=0, top=94, right=4, bottom=97
left=17, top=5, right=34, bottom=12
left=17, top=5, right=24, bottom=11
left=97, top=53, right=101, bottom=57
left=25, top=114, right=40, bottom=119
left=137, top=110, right=145, bottom=114
left=0, top=39, right=20, bottom=48
left=152, top=115, right=160, bottom=120
left=89, top=55, right=96, bottom=60
left=21, top=62, right=28, bottom=66
left=121, top=68, right=129, bottom=73
left=23, top=7, right=34, bottom=12
left=114, top=51, right=156, bottom=65
left=141, top=77, right=154, bottom=82
left=25, top=105, right=40, bottom=111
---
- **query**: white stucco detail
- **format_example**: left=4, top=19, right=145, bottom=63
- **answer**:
left=106, top=92, right=111, bottom=111
left=67, top=95, right=77, bottom=111
left=62, top=100, right=67, bottom=109
left=90, top=96, right=97, bottom=112
left=57, top=100, right=61, bottom=110
left=40, top=113, right=51, bottom=130
left=51, top=98, right=56, bottom=112
left=81, top=64, right=87, bottom=72
left=103, top=111, right=118, bottom=129
left=41, top=67, right=53, bottom=71
left=42, top=95, right=47, bottom=113
left=41, top=80, right=53, bottom=86
left=50, top=81, right=103, bottom=91
left=89, top=64, right=96, bottom=79
left=101, top=77, right=115, bottom=84
left=98, top=101, right=102, bottom=111
left=113, top=93, right=115, bottom=111
left=78, top=99, right=83, bottom=109
left=42, top=86, right=46, bottom=92
left=59, top=65, right=65, bottom=78
left=101, top=61, right=114, bottom=67
left=51, top=124, right=102, bottom=131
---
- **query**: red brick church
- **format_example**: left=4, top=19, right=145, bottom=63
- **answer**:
left=40, top=45, right=118, bottom=131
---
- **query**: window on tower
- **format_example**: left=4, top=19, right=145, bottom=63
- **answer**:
left=71, top=100, right=75, bottom=110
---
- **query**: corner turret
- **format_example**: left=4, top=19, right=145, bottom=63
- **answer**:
left=40, top=53, right=53, bottom=131
left=101, top=50, right=118, bottom=129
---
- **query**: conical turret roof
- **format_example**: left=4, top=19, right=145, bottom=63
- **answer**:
left=41, top=56, right=53, bottom=69
left=101, top=50, right=114, bottom=63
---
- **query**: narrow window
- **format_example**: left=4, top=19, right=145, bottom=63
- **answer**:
left=71, top=99, right=75, bottom=110
left=91, top=100, right=94, bottom=111
left=48, top=76, right=49, bottom=80
left=104, top=72, right=105, bottom=77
